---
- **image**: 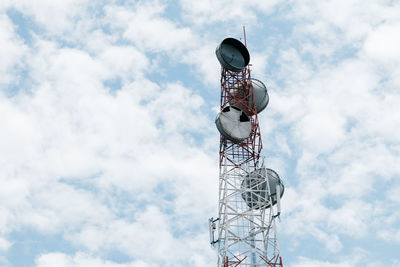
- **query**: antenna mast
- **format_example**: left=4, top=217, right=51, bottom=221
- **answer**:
left=210, top=29, right=284, bottom=267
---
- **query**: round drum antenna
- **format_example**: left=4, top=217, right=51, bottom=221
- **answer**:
left=250, top=79, right=269, bottom=114
left=216, top=38, right=250, bottom=72
left=241, top=168, right=285, bottom=210
left=215, top=106, right=251, bottom=143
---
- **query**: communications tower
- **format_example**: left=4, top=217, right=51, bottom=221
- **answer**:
left=209, top=29, right=284, bottom=267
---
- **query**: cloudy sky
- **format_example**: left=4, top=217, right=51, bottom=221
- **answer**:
left=1, top=0, right=400, bottom=266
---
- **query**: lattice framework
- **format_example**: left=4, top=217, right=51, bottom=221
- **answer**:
left=216, top=46, right=283, bottom=267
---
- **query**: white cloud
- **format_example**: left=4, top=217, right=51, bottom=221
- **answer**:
left=0, top=14, right=27, bottom=86
left=102, top=1, right=222, bottom=87
left=66, top=206, right=215, bottom=266
left=0, top=14, right=217, bottom=264
left=0, top=256, right=10, bottom=267
left=248, top=51, right=270, bottom=82
left=35, top=252, right=152, bottom=267
left=148, top=82, right=207, bottom=132
left=104, top=2, right=196, bottom=54
left=21, top=183, right=112, bottom=233
left=364, top=22, right=400, bottom=63
left=292, top=257, right=353, bottom=267
left=295, top=112, right=346, bottom=154
left=10, top=0, right=91, bottom=37
left=387, top=185, right=400, bottom=203
left=179, top=0, right=279, bottom=26
left=290, top=0, right=400, bottom=42
left=181, top=42, right=220, bottom=86
left=292, top=248, right=388, bottom=267
left=269, top=2, right=400, bottom=251
left=98, top=46, right=149, bottom=81
left=0, top=237, right=11, bottom=252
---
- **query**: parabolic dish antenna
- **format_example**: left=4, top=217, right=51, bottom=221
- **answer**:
left=250, top=79, right=269, bottom=114
left=215, top=106, right=251, bottom=143
left=241, top=168, right=284, bottom=209
left=229, top=78, right=269, bottom=115
left=216, top=38, right=250, bottom=72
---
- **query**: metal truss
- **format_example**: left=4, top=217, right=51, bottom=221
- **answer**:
left=214, top=62, right=283, bottom=266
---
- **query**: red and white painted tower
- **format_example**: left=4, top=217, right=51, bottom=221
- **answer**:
left=209, top=28, right=284, bottom=267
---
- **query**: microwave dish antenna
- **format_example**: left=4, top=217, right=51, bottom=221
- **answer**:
left=215, top=106, right=251, bottom=143
left=230, top=78, right=269, bottom=115
left=216, top=38, right=250, bottom=72
left=241, top=168, right=284, bottom=210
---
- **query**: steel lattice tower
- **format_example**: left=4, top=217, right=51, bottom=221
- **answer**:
left=210, top=29, right=284, bottom=267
